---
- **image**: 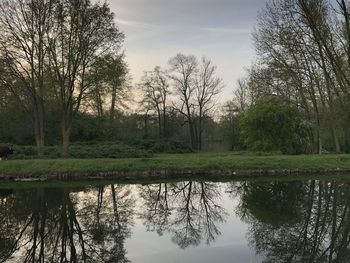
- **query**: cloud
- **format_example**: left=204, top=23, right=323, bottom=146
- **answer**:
left=115, top=18, right=167, bottom=31
left=116, top=17, right=250, bottom=36
left=200, top=26, right=251, bottom=34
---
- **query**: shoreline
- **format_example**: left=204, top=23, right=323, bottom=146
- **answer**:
left=2, top=168, right=350, bottom=182
left=1, top=153, right=350, bottom=182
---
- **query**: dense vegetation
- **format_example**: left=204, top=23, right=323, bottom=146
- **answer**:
left=1, top=0, right=350, bottom=159
left=237, top=0, right=350, bottom=154
left=240, top=97, right=310, bottom=154
left=10, top=140, right=192, bottom=159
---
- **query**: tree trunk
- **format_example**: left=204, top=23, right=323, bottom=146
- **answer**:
left=198, top=109, right=203, bottom=151
left=110, top=87, right=117, bottom=122
left=188, top=120, right=196, bottom=150
left=144, top=113, right=149, bottom=139
left=61, top=116, right=71, bottom=157
left=198, top=120, right=202, bottom=151
left=33, top=98, right=45, bottom=156
left=330, top=119, right=341, bottom=153
left=163, top=103, right=167, bottom=137
left=314, top=103, right=323, bottom=154
left=157, top=108, right=162, bottom=138
left=316, top=118, right=323, bottom=155
left=192, top=120, right=198, bottom=150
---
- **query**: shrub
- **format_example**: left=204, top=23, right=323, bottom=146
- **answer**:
left=10, top=142, right=152, bottom=159
left=127, top=139, right=192, bottom=153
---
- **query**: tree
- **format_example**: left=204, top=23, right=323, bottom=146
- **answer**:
left=169, top=54, right=223, bottom=150
left=240, top=97, right=311, bottom=154
left=47, top=0, right=124, bottom=156
left=195, top=57, right=223, bottom=150
left=139, top=66, right=170, bottom=138
left=0, top=0, right=54, bottom=155
left=168, top=54, right=198, bottom=149
left=86, top=53, right=130, bottom=131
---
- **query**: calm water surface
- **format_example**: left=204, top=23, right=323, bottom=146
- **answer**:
left=1, top=179, right=350, bottom=262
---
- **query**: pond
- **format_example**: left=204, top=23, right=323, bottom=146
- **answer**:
left=1, top=178, right=350, bottom=262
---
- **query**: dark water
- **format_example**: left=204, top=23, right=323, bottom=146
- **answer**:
left=1, top=179, right=350, bottom=263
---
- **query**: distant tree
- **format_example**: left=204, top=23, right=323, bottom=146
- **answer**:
left=240, top=97, right=311, bottom=154
left=87, top=54, right=130, bottom=124
left=168, top=54, right=198, bottom=149
left=195, top=57, right=223, bottom=150
left=219, top=101, right=244, bottom=150
left=168, top=54, right=223, bottom=150
left=139, top=66, right=170, bottom=138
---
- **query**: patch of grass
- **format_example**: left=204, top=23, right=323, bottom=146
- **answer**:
left=1, top=152, right=350, bottom=177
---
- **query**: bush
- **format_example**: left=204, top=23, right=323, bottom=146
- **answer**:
left=127, top=139, right=192, bottom=153
left=8, top=139, right=191, bottom=160
left=10, top=142, right=152, bottom=159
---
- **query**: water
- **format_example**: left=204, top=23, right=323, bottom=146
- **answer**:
left=1, top=179, right=350, bottom=262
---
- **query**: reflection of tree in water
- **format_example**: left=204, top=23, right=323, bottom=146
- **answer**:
left=79, top=185, right=135, bottom=262
left=139, top=181, right=227, bottom=249
left=231, top=180, right=350, bottom=263
left=0, top=185, right=135, bottom=263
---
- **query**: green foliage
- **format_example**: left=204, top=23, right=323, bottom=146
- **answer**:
left=240, top=97, right=311, bottom=154
left=9, top=139, right=192, bottom=160
left=11, top=142, right=152, bottom=159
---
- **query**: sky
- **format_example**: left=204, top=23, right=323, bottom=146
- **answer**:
left=107, top=0, right=267, bottom=100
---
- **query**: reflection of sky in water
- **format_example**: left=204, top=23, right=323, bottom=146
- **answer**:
left=2, top=179, right=350, bottom=263
left=126, top=183, right=262, bottom=263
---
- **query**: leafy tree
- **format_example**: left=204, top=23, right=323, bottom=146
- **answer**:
left=47, top=0, right=124, bottom=156
left=240, top=97, right=311, bottom=154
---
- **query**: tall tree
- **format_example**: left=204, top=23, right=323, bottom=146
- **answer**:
left=0, top=0, right=53, bottom=155
left=195, top=57, right=223, bottom=150
left=47, top=0, right=124, bottom=156
left=169, top=54, right=198, bottom=149
left=246, top=0, right=350, bottom=153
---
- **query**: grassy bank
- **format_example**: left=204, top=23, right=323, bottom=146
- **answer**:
left=1, top=152, right=350, bottom=180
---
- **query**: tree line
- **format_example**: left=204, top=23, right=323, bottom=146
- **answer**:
left=2, top=0, right=350, bottom=156
left=0, top=0, right=225, bottom=156
left=138, top=54, right=223, bottom=150
left=0, top=0, right=126, bottom=156
left=232, top=0, right=350, bottom=153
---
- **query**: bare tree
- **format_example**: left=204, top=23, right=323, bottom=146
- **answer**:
left=168, top=54, right=198, bottom=149
left=195, top=57, right=223, bottom=150
left=139, top=66, right=170, bottom=138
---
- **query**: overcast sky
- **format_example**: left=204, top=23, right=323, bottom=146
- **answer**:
left=107, top=0, right=267, bottom=99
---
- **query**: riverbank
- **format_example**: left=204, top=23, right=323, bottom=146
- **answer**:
left=1, top=152, right=350, bottom=181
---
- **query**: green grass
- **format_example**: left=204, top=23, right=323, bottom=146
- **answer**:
left=1, top=152, right=350, bottom=177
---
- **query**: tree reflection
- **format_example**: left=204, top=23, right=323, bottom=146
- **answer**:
left=232, top=180, right=350, bottom=263
left=139, top=181, right=227, bottom=249
left=0, top=185, right=135, bottom=263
